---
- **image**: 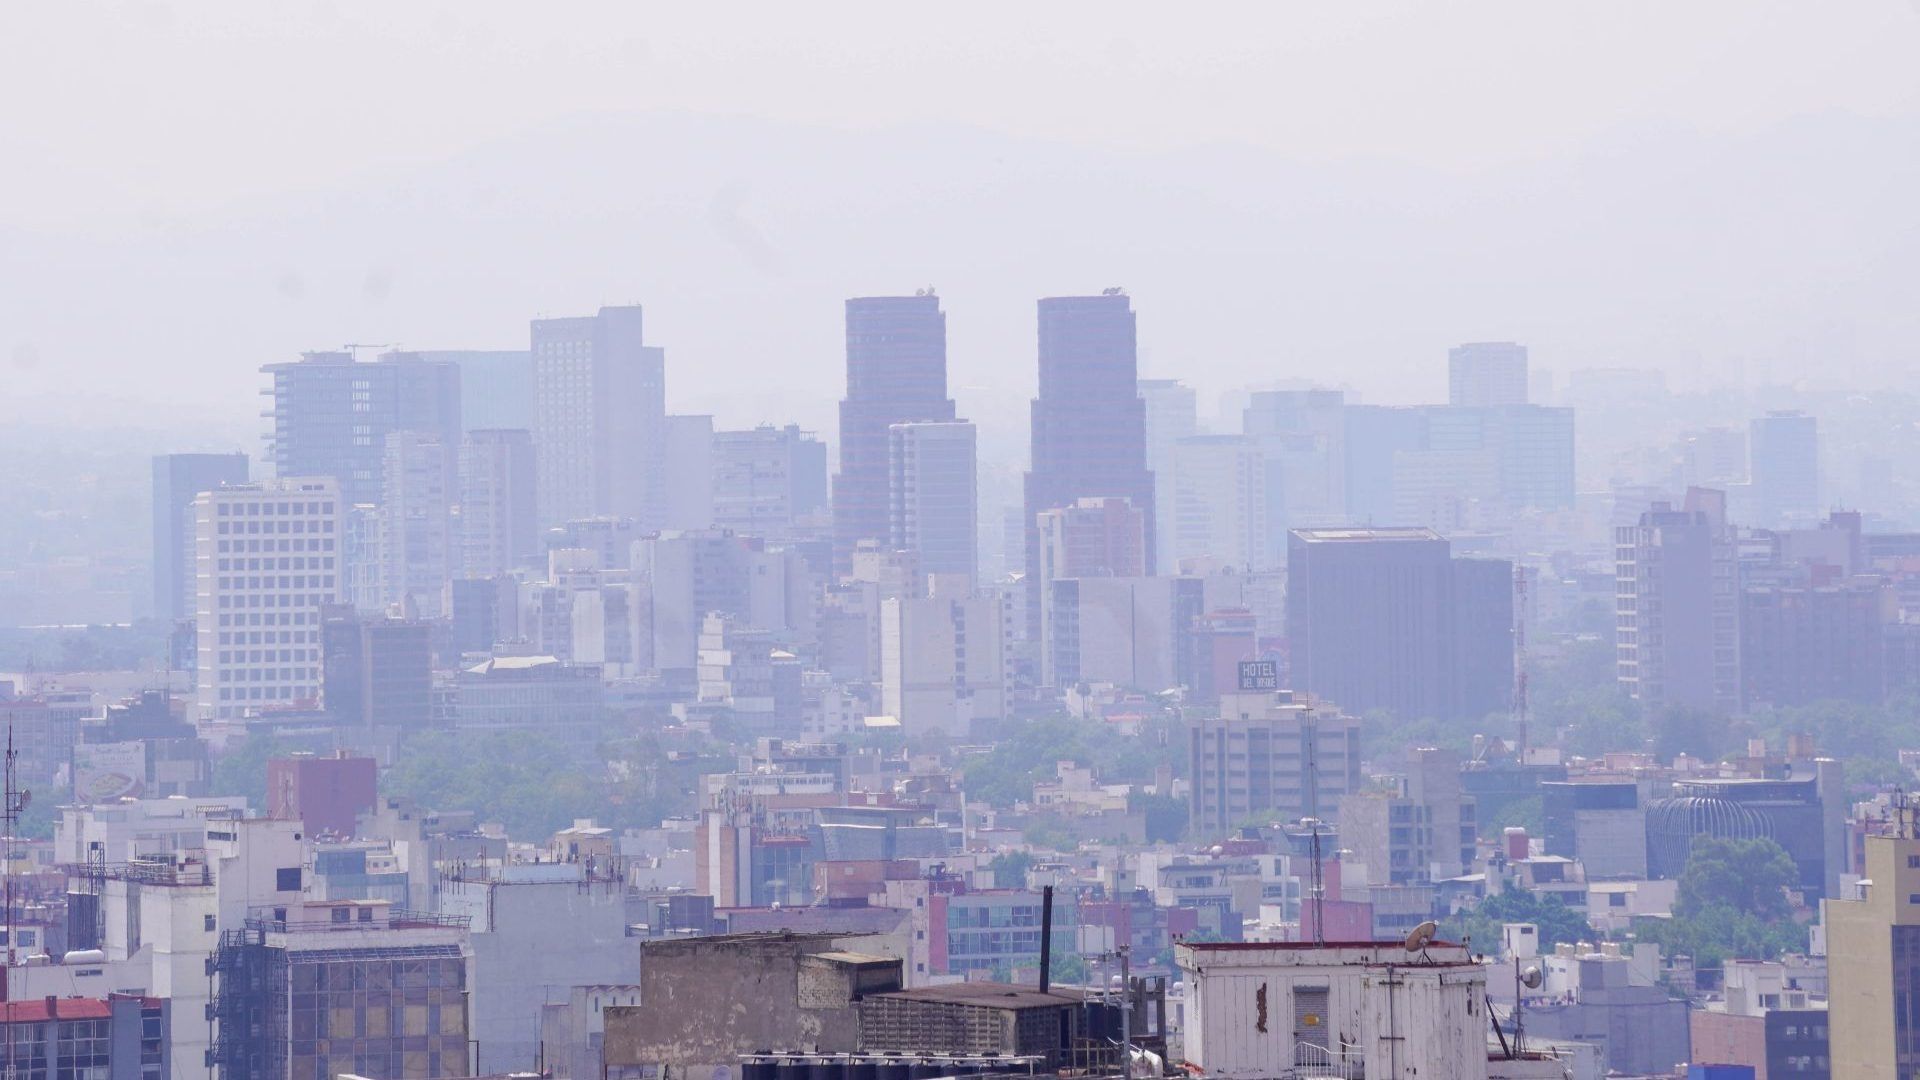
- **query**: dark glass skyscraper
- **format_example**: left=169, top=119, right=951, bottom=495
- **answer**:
left=260, top=350, right=461, bottom=507
left=833, top=295, right=956, bottom=572
left=1022, top=292, right=1156, bottom=640
left=1286, top=527, right=1513, bottom=722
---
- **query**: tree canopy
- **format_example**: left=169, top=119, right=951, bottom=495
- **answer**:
left=1675, top=836, right=1797, bottom=921
left=1443, top=887, right=1593, bottom=956
left=960, top=714, right=1182, bottom=809
left=1634, top=835, right=1806, bottom=970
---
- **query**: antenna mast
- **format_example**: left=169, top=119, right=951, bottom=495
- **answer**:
left=4, top=723, right=31, bottom=1074
left=1306, top=818, right=1325, bottom=947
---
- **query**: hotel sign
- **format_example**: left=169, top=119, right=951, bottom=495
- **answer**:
left=1237, top=659, right=1279, bottom=691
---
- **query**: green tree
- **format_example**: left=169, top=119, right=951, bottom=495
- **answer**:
left=209, top=734, right=299, bottom=810
left=14, top=794, right=56, bottom=840
left=1630, top=835, right=1806, bottom=969
left=1633, top=906, right=1804, bottom=970
left=1652, top=706, right=1737, bottom=763
left=1443, top=888, right=1593, bottom=956
left=1049, top=950, right=1088, bottom=985
left=988, top=850, right=1036, bottom=889
left=960, top=714, right=1183, bottom=810
left=1675, top=836, right=1796, bottom=921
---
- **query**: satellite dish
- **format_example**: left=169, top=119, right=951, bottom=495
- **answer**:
left=1403, top=920, right=1438, bottom=952
left=1520, top=965, right=1543, bottom=989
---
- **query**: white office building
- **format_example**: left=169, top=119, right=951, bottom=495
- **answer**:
left=880, top=589, right=1010, bottom=739
left=192, top=478, right=344, bottom=722
left=1172, top=433, right=1267, bottom=571
left=531, top=305, right=665, bottom=529
left=1449, top=341, right=1530, bottom=407
left=1140, top=378, right=1199, bottom=574
left=378, top=430, right=454, bottom=618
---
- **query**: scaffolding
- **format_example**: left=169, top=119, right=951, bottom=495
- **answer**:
left=207, top=928, right=288, bottom=1080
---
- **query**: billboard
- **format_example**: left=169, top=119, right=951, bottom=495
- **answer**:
left=74, top=741, right=147, bottom=803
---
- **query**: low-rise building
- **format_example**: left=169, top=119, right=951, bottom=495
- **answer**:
left=603, top=932, right=903, bottom=1080
left=0, top=995, right=170, bottom=1080
left=438, top=862, right=636, bottom=1075
left=1176, top=939, right=1492, bottom=1079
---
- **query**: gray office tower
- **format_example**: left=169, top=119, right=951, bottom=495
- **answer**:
left=1286, top=527, right=1513, bottom=722
left=1447, top=341, right=1530, bottom=406
left=1750, top=409, right=1819, bottom=527
left=260, top=350, right=461, bottom=506
left=531, top=305, right=666, bottom=529
left=1023, top=292, right=1155, bottom=637
left=833, top=295, right=957, bottom=573
left=1615, top=488, right=1741, bottom=714
left=384, top=349, right=534, bottom=431
left=151, top=452, right=249, bottom=621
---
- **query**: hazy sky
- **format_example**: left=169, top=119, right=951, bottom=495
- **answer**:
left=3, top=2, right=1918, bottom=445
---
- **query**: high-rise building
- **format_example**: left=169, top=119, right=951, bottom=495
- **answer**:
left=377, top=430, right=454, bottom=618
left=531, top=305, right=666, bottom=529
left=152, top=452, right=249, bottom=622
left=1740, top=579, right=1886, bottom=708
left=1047, top=575, right=1204, bottom=692
left=1615, top=488, right=1741, bottom=714
left=385, top=348, right=533, bottom=432
left=1188, top=686, right=1363, bottom=837
left=1023, top=292, right=1156, bottom=635
left=1034, top=497, right=1148, bottom=685
left=880, top=588, right=1008, bottom=738
left=833, top=295, right=957, bottom=572
left=1825, top=804, right=1920, bottom=1077
left=638, top=531, right=815, bottom=671
left=1677, top=426, right=1749, bottom=489
left=192, top=478, right=344, bottom=722
left=1286, top=527, right=1513, bottom=722
left=459, top=428, right=538, bottom=578
left=260, top=350, right=460, bottom=506
left=1139, top=378, right=1198, bottom=574
left=1242, top=389, right=1346, bottom=562
left=1171, top=434, right=1267, bottom=571
left=663, top=414, right=717, bottom=531
left=1448, top=341, right=1530, bottom=406
left=1750, top=410, right=1819, bottom=527
left=321, top=606, right=434, bottom=729
left=713, top=423, right=830, bottom=538
left=888, top=420, right=978, bottom=588
left=695, top=613, right=779, bottom=734
left=1339, top=402, right=1573, bottom=529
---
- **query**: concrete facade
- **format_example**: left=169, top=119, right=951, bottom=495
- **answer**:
left=1176, top=940, right=1490, bottom=1080
left=604, top=933, right=902, bottom=1079
left=438, top=865, right=637, bottom=1075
